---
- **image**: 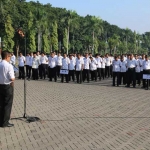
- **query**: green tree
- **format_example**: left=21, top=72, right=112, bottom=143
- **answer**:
left=3, top=15, right=14, bottom=52
left=51, top=21, right=58, bottom=51
left=63, top=28, right=68, bottom=52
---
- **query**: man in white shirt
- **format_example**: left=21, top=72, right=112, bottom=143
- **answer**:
left=126, top=54, right=137, bottom=88
left=48, top=52, right=57, bottom=82
left=10, top=52, right=16, bottom=65
left=83, top=53, right=91, bottom=83
left=120, top=55, right=127, bottom=85
left=18, top=52, right=25, bottom=79
left=0, top=51, right=15, bottom=127
left=25, top=53, right=30, bottom=78
left=39, top=52, right=48, bottom=79
left=90, top=57, right=97, bottom=81
left=135, top=54, right=141, bottom=86
left=36, top=51, right=41, bottom=77
left=61, top=53, right=70, bottom=83
left=95, top=54, right=102, bottom=81
left=76, top=53, right=84, bottom=84
left=140, top=54, right=145, bottom=88
left=28, top=53, right=33, bottom=80
left=56, top=52, right=63, bottom=78
left=112, top=56, right=121, bottom=86
left=101, top=55, right=106, bottom=79
left=142, top=55, right=150, bottom=90
left=32, top=53, right=40, bottom=80
left=105, top=53, right=111, bottom=78
left=110, top=54, right=114, bottom=78
left=69, top=55, right=76, bottom=82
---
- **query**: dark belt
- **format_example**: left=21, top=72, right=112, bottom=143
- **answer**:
left=0, top=84, right=10, bottom=86
left=128, top=67, right=135, bottom=69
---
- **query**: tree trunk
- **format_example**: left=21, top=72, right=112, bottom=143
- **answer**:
left=67, top=26, right=69, bottom=54
left=38, top=29, right=41, bottom=52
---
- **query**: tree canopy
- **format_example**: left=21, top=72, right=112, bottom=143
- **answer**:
left=0, top=0, right=149, bottom=55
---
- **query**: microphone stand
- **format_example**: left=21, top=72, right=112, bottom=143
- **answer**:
left=12, top=31, right=40, bottom=123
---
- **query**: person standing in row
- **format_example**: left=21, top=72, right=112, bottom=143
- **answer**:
left=40, top=52, right=48, bottom=79
left=0, top=51, right=15, bottom=127
left=28, top=53, right=33, bottom=80
left=112, top=56, right=121, bottom=86
left=96, top=54, right=102, bottom=81
left=142, top=55, right=150, bottom=90
left=10, top=53, right=16, bottom=65
left=120, top=56, right=127, bottom=85
left=48, top=52, right=57, bottom=82
left=83, top=53, right=91, bottom=83
left=25, top=53, right=30, bottom=78
left=56, top=52, right=63, bottom=78
left=32, top=53, right=40, bottom=80
left=69, top=55, right=76, bottom=82
left=90, top=57, right=97, bottom=82
left=105, top=53, right=111, bottom=78
left=126, top=54, right=137, bottom=88
left=61, top=53, right=70, bottom=83
left=101, top=56, right=106, bottom=80
left=135, top=54, right=141, bottom=86
left=18, top=52, right=25, bottom=79
left=76, top=54, right=84, bottom=84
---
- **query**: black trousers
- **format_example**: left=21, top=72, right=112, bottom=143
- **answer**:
left=120, top=72, right=126, bottom=85
left=105, top=66, right=110, bottom=78
left=83, top=69, right=90, bottom=82
left=39, top=65, right=42, bottom=78
left=57, top=66, right=62, bottom=77
left=32, top=68, right=38, bottom=80
left=19, top=66, right=25, bottom=79
left=0, top=84, right=14, bottom=127
left=127, top=68, right=136, bottom=87
left=40, top=64, right=46, bottom=79
left=97, top=68, right=101, bottom=80
left=61, top=71, right=69, bottom=83
left=91, top=70, right=97, bottom=81
left=110, top=65, right=113, bottom=77
left=45, top=64, right=48, bottom=77
left=76, top=71, right=82, bottom=83
left=28, top=66, right=32, bottom=78
left=69, top=70, right=75, bottom=81
left=143, top=70, right=150, bottom=89
left=26, top=65, right=29, bottom=77
left=113, top=72, right=120, bottom=86
left=49, top=67, right=57, bottom=81
left=136, top=72, right=141, bottom=85
left=101, top=68, right=105, bottom=79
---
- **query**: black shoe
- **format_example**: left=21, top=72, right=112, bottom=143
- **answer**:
left=3, top=123, right=14, bottom=128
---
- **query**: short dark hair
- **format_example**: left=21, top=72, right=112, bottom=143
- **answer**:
left=2, top=51, right=10, bottom=59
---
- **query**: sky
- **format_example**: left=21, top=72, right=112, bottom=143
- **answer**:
left=26, top=0, right=150, bottom=34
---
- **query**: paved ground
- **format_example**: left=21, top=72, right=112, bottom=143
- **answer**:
left=0, top=78, right=150, bottom=150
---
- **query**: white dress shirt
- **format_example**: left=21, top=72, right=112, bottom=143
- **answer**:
left=105, top=57, right=111, bottom=66
left=135, top=59, right=140, bottom=73
left=18, top=56, right=25, bottom=67
left=10, top=55, right=16, bottom=65
left=57, top=56, right=63, bottom=66
left=112, top=60, right=121, bottom=72
left=90, top=59, right=97, bottom=71
left=110, top=57, right=114, bottom=65
left=69, top=59, right=76, bottom=70
left=139, top=59, right=145, bottom=71
left=29, top=56, right=33, bottom=67
left=76, top=58, right=84, bottom=71
left=48, top=57, right=57, bottom=68
left=96, top=57, right=102, bottom=68
left=101, top=58, right=106, bottom=68
left=127, top=59, right=137, bottom=68
left=25, top=56, right=30, bottom=65
left=40, top=56, right=48, bottom=64
left=32, top=57, right=40, bottom=69
left=120, top=60, right=127, bottom=72
left=83, top=57, right=91, bottom=69
left=62, top=57, right=70, bottom=70
left=143, top=60, right=150, bottom=70
left=0, top=60, right=15, bottom=84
